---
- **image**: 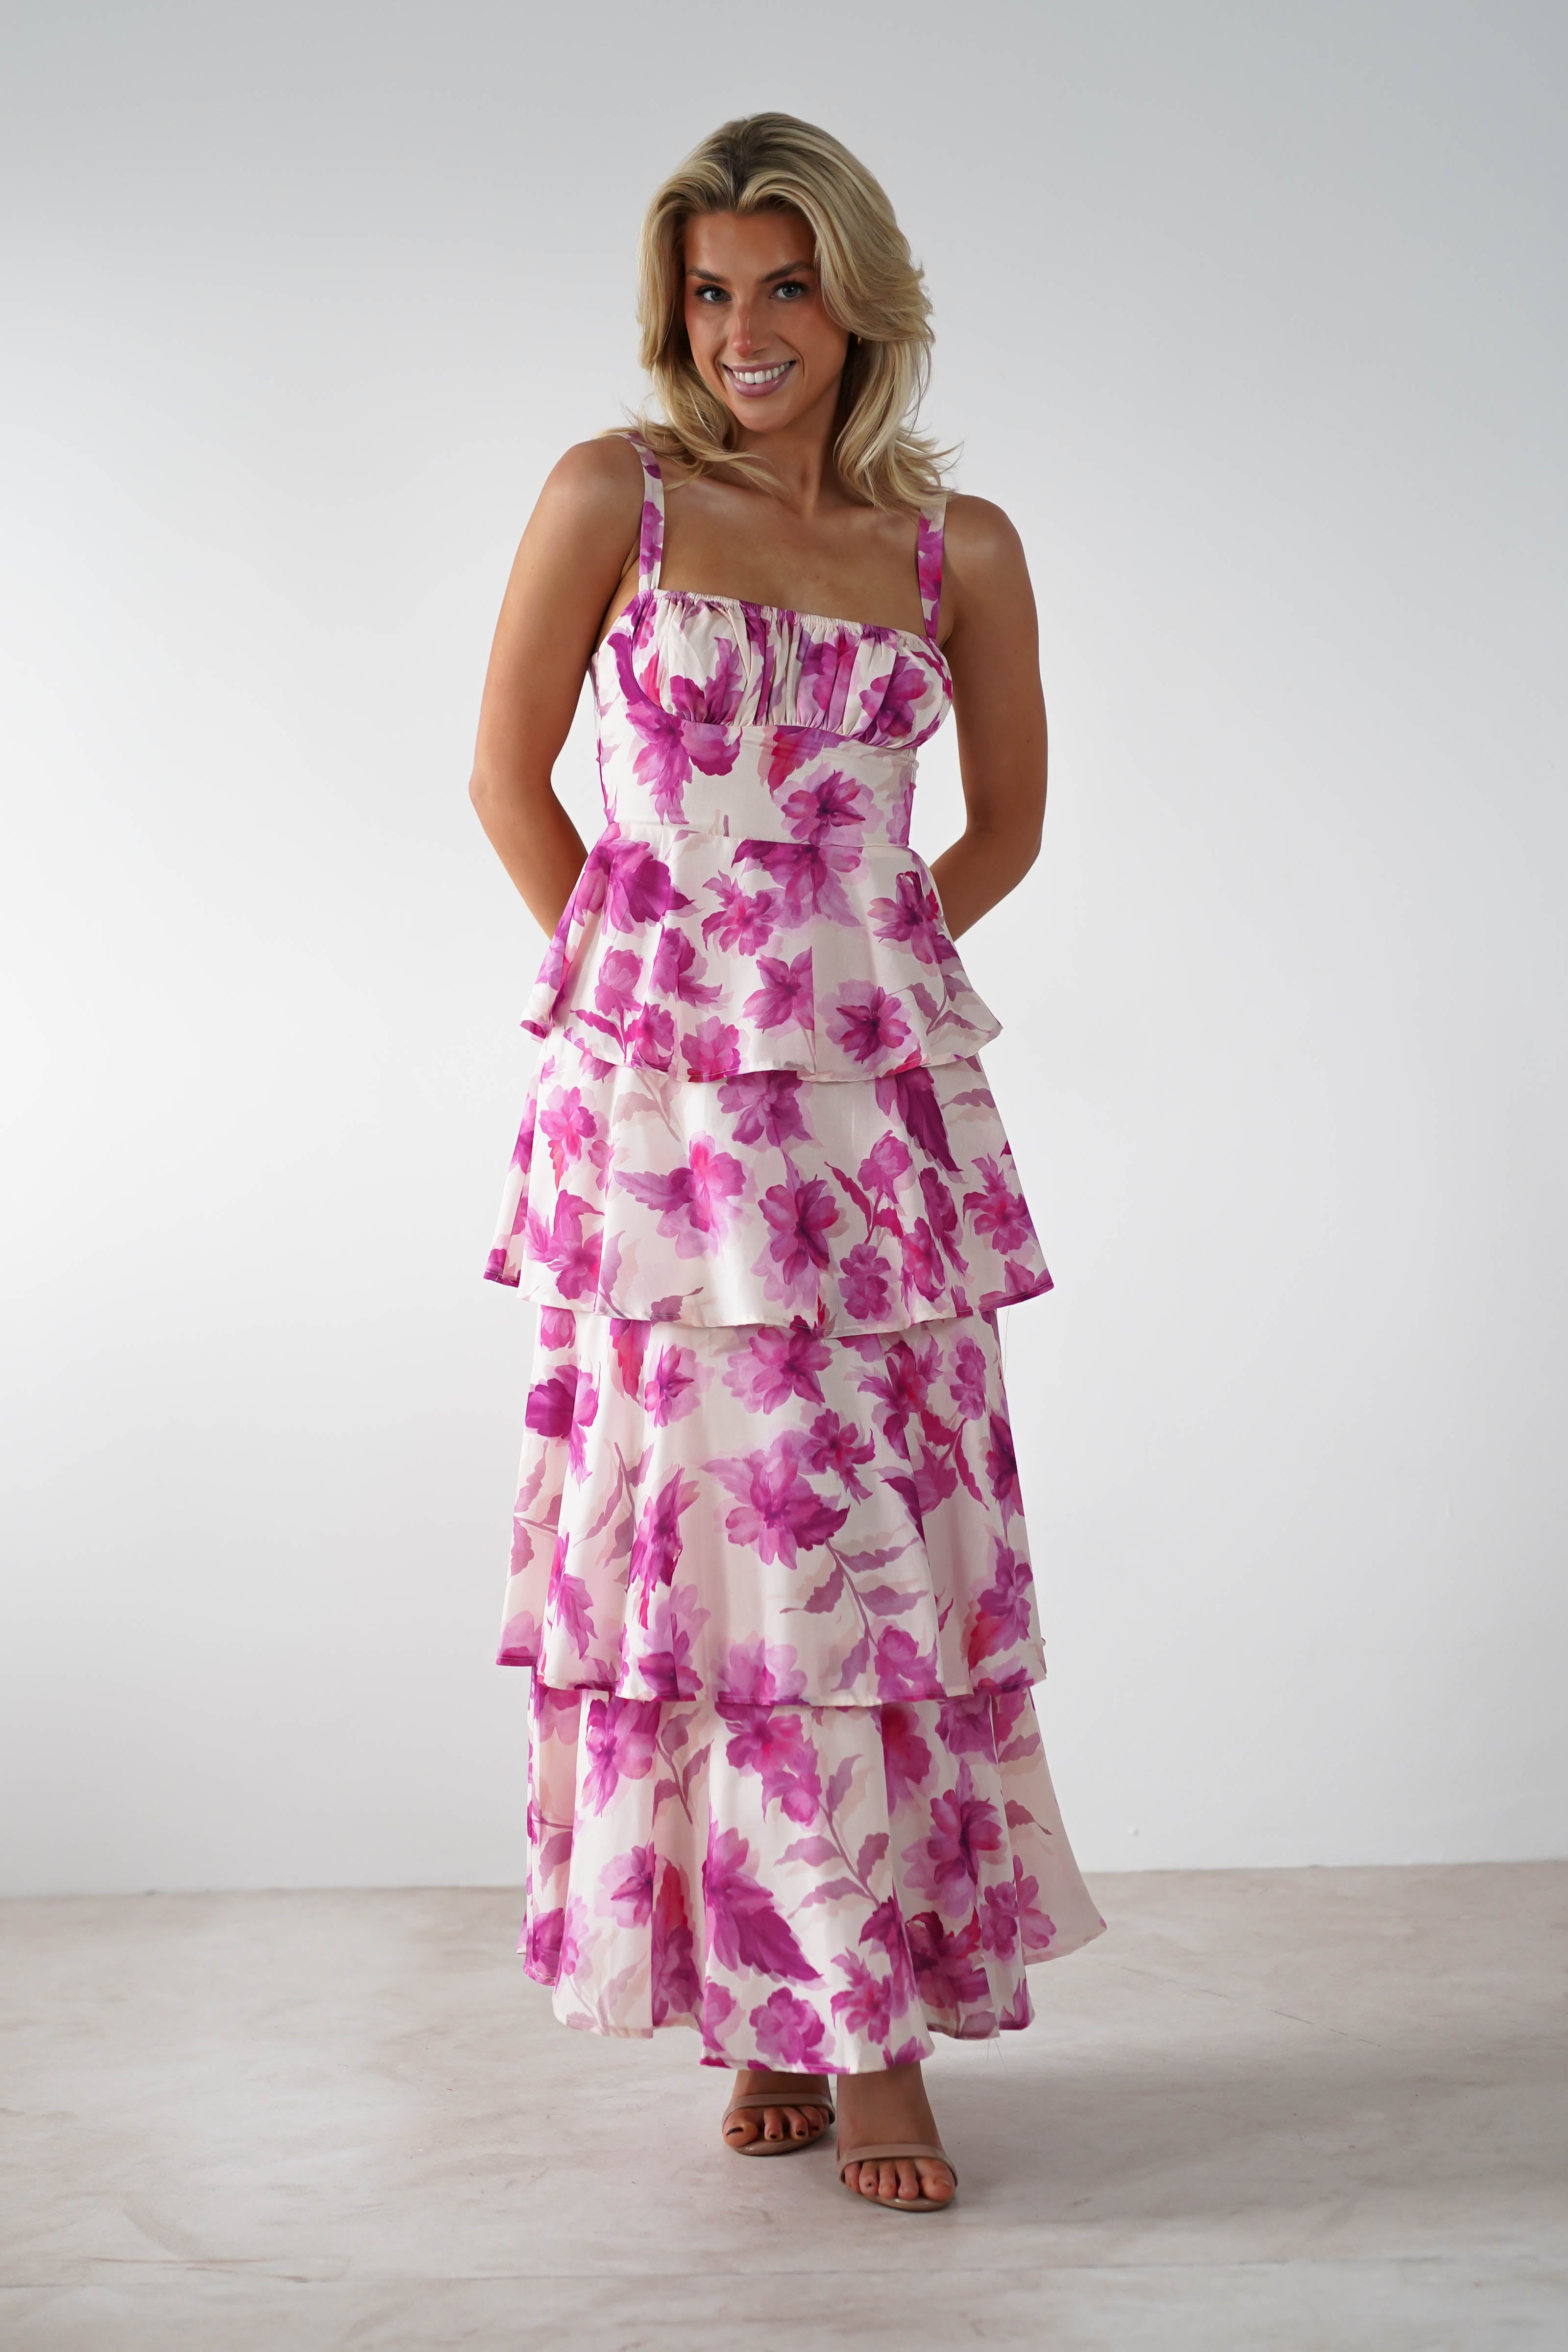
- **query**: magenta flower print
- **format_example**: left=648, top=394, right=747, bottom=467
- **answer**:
left=525, top=1193, right=602, bottom=1302
left=651, top=1865, right=702, bottom=2026
left=545, top=1532, right=595, bottom=1658
left=869, top=868, right=943, bottom=966
left=625, top=1003, right=676, bottom=1070
left=1012, top=1864, right=1057, bottom=1954
left=795, top=631, right=853, bottom=726
left=980, top=1878, right=1020, bottom=1958
left=859, top=1896, right=919, bottom=2006
left=749, top=1987, right=830, bottom=2070
left=716, top=1069, right=809, bottom=1149
left=720, top=1636, right=808, bottom=1705
left=839, top=1242, right=892, bottom=1322
left=827, top=985, right=911, bottom=1068
left=581, top=1695, right=660, bottom=1814
left=735, top=838, right=858, bottom=926
left=985, top=1409, right=1022, bottom=1514
left=721, top=1325, right=832, bottom=1413
left=962, top=1156, right=1034, bottom=1253
left=859, top=1130, right=913, bottom=1197
left=876, top=1068, right=958, bottom=1172
left=935, top=1696, right=1000, bottom=1762
left=524, top=1363, right=582, bottom=1443
left=595, top=829, right=681, bottom=932
left=781, top=770, right=867, bottom=842
left=874, top=1625, right=942, bottom=1700
left=916, top=509, right=943, bottom=627
left=757, top=1175, right=838, bottom=1299
left=904, top=1910, right=989, bottom=2011
left=634, top=1583, right=705, bottom=1702
left=881, top=1705, right=934, bottom=1805
left=523, top=1905, right=565, bottom=1983
left=590, top=949, right=641, bottom=1024
left=802, top=1407, right=876, bottom=1498
left=639, top=491, right=664, bottom=583
left=966, top=1542, right=1034, bottom=1669
left=918, top=1170, right=966, bottom=1272
left=724, top=1707, right=822, bottom=1824
left=689, top=1136, right=746, bottom=1232
left=905, top=1762, right=1004, bottom=1906
left=743, top=950, right=813, bottom=1034
left=601, top=1841, right=656, bottom=1927
left=650, top=925, right=722, bottom=1007
left=609, top=634, right=739, bottom=818
left=899, top=1217, right=946, bottom=1307
left=628, top=1469, right=697, bottom=1626
left=538, top=1085, right=604, bottom=1184
left=858, top=1335, right=938, bottom=1452
left=681, top=1017, right=743, bottom=1080
left=829, top=1954, right=894, bottom=2043
left=859, top=647, right=928, bottom=741
left=611, top=1316, right=649, bottom=1396
left=953, top=1336, right=988, bottom=1421
left=704, top=1435, right=850, bottom=1568
left=702, top=1825, right=820, bottom=1981
left=618, top=1140, right=744, bottom=1258
left=643, top=1341, right=700, bottom=1425
left=701, top=877, right=779, bottom=954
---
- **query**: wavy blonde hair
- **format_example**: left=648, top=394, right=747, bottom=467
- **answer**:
left=628, top=113, right=949, bottom=512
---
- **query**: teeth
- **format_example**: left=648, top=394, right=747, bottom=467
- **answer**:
left=730, top=363, right=791, bottom=385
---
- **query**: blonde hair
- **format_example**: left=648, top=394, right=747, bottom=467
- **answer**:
left=628, top=113, right=949, bottom=512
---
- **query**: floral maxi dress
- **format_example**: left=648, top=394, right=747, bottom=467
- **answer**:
left=485, top=436, right=1103, bottom=2074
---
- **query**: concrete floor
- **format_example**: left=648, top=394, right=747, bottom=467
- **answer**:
left=1, top=1866, right=1564, bottom=2351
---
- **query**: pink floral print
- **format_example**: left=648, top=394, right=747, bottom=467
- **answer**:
left=489, top=436, right=1102, bottom=2072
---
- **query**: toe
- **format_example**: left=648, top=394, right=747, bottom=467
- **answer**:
left=761, top=2105, right=786, bottom=2143
left=894, top=2160, right=921, bottom=2203
left=918, top=2159, right=955, bottom=2204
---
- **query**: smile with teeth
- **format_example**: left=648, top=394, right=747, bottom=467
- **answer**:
left=724, top=358, right=795, bottom=394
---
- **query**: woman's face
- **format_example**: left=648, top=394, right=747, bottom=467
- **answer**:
left=682, top=208, right=850, bottom=435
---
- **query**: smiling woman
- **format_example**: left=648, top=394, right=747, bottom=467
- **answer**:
left=467, top=111, right=1102, bottom=2220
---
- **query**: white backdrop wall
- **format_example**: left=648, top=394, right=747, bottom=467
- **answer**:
left=2, top=1, right=1564, bottom=1894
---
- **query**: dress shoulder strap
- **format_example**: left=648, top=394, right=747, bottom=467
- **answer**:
left=916, top=493, right=948, bottom=643
left=625, top=432, right=665, bottom=594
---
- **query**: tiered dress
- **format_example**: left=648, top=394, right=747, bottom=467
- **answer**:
left=485, top=437, right=1102, bottom=2073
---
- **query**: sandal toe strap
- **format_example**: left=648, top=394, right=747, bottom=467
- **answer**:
left=836, top=2139, right=956, bottom=2185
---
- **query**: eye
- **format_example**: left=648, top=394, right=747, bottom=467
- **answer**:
left=773, top=278, right=808, bottom=300
left=692, top=283, right=728, bottom=304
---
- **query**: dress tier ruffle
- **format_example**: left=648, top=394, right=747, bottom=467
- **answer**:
left=488, top=442, right=1102, bottom=2072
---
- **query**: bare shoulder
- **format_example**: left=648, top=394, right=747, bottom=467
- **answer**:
left=535, top=433, right=646, bottom=534
left=939, top=492, right=1034, bottom=645
left=942, top=491, right=1027, bottom=574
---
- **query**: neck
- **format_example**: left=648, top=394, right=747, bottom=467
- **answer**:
left=730, top=373, right=849, bottom=514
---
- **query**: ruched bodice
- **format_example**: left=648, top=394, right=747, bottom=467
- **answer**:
left=488, top=435, right=1052, bottom=1328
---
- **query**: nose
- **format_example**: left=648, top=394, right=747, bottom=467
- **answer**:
left=728, top=298, right=763, bottom=357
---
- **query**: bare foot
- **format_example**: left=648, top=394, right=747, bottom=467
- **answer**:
left=721, top=2068, right=834, bottom=2154
left=836, top=2061, right=955, bottom=2207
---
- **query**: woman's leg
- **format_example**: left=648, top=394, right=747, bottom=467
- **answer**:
left=835, top=2060, right=956, bottom=2206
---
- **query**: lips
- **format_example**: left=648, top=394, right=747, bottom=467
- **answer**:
left=723, top=359, right=796, bottom=399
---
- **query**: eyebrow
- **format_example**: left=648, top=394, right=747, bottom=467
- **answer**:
left=686, top=262, right=816, bottom=284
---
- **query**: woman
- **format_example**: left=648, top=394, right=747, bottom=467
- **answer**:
left=469, top=113, right=1103, bottom=2214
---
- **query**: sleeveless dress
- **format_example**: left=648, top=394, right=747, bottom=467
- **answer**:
left=485, top=437, right=1103, bottom=2072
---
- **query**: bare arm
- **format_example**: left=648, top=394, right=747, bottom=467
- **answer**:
left=468, top=436, right=644, bottom=932
left=928, top=495, right=1049, bottom=939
